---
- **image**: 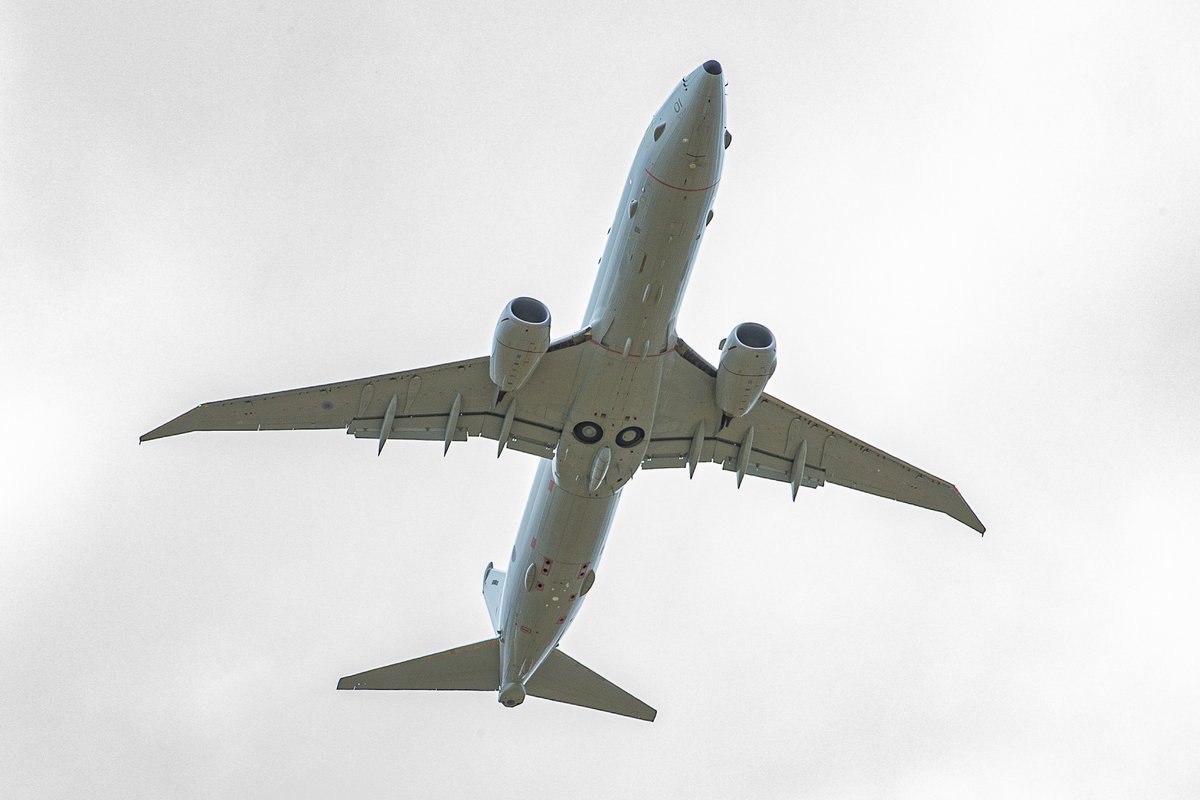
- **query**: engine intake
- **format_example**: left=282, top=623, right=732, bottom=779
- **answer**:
left=716, top=322, right=777, bottom=419
left=490, top=297, right=551, bottom=393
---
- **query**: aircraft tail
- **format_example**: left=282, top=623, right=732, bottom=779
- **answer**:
left=337, top=638, right=499, bottom=691
left=482, top=562, right=505, bottom=635
left=527, top=649, right=657, bottom=722
left=337, top=638, right=656, bottom=722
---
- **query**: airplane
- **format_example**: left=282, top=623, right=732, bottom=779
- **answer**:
left=142, top=60, right=984, bottom=722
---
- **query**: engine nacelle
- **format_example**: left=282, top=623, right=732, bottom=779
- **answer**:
left=490, top=297, right=551, bottom=393
left=716, top=322, right=777, bottom=418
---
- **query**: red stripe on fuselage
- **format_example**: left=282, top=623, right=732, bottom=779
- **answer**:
left=643, top=167, right=720, bottom=193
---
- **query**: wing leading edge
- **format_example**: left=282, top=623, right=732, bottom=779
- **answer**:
left=644, top=339, right=985, bottom=534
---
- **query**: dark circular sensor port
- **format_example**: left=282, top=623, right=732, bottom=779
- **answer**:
left=615, top=426, right=645, bottom=448
left=573, top=421, right=604, bottom=444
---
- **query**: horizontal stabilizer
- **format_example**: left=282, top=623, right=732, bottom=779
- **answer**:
left=337, top=638, right=499, bottom=691
left=526, top=648, right=656, bottom=722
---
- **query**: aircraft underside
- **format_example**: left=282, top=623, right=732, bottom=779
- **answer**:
left=142, top=60, right=983, bottom=721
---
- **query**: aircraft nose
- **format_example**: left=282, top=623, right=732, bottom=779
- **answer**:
left=691, top=60, right=725, bottom=97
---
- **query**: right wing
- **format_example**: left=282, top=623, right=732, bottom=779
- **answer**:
left=141, top=332, right=590, bottom=459
left=643, top=339, right=985, bottom=534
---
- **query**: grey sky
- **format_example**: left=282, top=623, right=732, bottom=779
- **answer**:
left=3, top=1, right=1199, bottom=797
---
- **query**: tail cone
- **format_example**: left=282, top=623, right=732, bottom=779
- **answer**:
left=498, top=682, right=526, bottom=708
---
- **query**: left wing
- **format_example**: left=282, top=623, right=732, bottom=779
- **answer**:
left=141, top=333, right=590, bottom=459
left=643, top=339, right=985, bottom=534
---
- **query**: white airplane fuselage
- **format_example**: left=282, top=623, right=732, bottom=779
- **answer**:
left=142, top=58, right=984, bottom=720
left=496, top=62, right=727, bottom=707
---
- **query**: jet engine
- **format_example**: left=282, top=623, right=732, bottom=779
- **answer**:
left=716, top=322, right=777, bottom=419
left=490, top=296, right=551, bottom=393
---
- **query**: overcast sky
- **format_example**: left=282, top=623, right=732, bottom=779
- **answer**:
left=3, top=1, right=1199, bottom=797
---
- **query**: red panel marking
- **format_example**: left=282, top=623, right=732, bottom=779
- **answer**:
left=530, top=537, right=537, bottom=550
left=643, top=166, right=720, bottom=193
left=548, top=480, right=555, bottom=493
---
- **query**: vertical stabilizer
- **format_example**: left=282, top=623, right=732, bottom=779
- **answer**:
left=482, top=562, right=506, bottom=634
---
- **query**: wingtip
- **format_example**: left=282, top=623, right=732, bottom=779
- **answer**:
left=140, top=405, right=205, bottom=443
left=962, top=514, right=986, bottom=535
left=947, top=486, right=986, bottom=535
